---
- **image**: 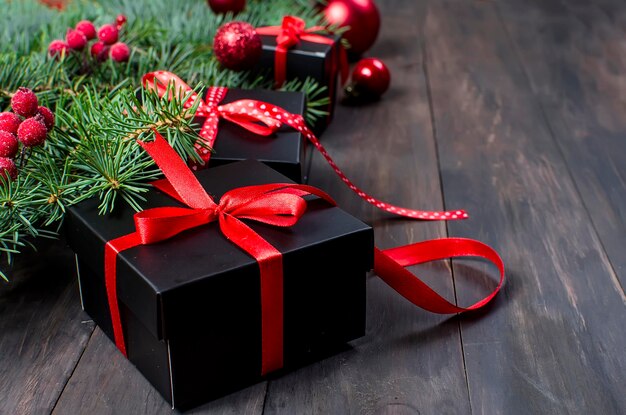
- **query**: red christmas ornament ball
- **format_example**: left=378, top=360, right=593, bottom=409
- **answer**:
left=110, top=42, right=131, bottom=62
left=98, top=24, right=119, bottom=45
left=323, top=0, right=380, bottom=56
left=11, top=87, right=39, bottom=118
left=213, top=21, right=262, bottom=71
left=208, top=0, right=246, bottom=14
left=66, top=28, right=87, bottom=51
left=351, top=57, right=390, bottom=96
left=17, top=117, right=47, bottom=147
left=75, top=20, right=97, bottom=40
left=0, top=157, right=17, bottom=182
left=0, top=112, right=23, bottom=135
left=0, top=131, right=19, bottom=158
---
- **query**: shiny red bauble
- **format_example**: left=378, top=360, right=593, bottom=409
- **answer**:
left=213, top=21, right=262, bottom=71
left=208, top=0, right=246, bottom=14
left=323, top=0, right=380, bottom=56
left=344, top=57, right=390, bottom=102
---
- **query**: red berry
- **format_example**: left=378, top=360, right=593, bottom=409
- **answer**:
left=48, top=39, right=69, bottom=58
left=66, top=28, right=87, bottom=51
left=0, top=112, right=22, bottom=135
left=0, top=131, right=18, bottom=158
left=11, top=88, right=39, bottom=118
left=91, top=41, right=105, bottom=57
left=91, top=42, right=110, bottom=62
left=0, top=157, right=17, bottom=183
left=109, top=42, right=130, bottom=62
left=116, top=14, right=127, bottom=29
left=17, top=117, right=47, bottom=147
left=37, top=106, right=55, bottom=131
left=75, top=20, right=97, bottom=40
left=98, top=24, right=119, bottom=45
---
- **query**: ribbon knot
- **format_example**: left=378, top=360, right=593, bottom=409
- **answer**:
left=276, top=16, right=307, bottom=49
left=257, top=16, right=349, bottom=88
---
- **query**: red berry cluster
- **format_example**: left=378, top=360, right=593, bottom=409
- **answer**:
left=48, top=15, right=131, bottom=63
left=0, top=88, right=55, bottom=183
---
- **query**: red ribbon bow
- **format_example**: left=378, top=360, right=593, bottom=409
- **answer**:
left=142, top=71, right=468, bottom=221
left=143, top=71, right=282, bottom=166
left=256, top=16, right=349, bottom=88
left=104, top=132, right=335, bottom=375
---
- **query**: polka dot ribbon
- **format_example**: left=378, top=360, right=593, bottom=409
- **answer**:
left=142, top=71, right=468, bottom=221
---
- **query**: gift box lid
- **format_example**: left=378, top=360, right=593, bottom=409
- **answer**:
left=259, top=32, right=341, bottom=59
left=207, top=89, right=307, bottom=183
left=66, top=160, right=373, bottom=341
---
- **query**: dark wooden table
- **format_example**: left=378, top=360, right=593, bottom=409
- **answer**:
left=2, top=0, right=625, bottom=413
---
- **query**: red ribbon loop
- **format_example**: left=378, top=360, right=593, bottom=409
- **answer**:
left=257, top=16, right=349, bottom=87
left=374, top=238, right=505, bottom=314
left=105, top=131, right=335, bottom=375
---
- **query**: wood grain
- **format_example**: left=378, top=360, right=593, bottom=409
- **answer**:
left=496, top=0, right=626, bottom=289
left=51, top=328, right=267, bottom=415
left=424, top=1, right=626, bottom=413
left=0, top=242, right=93, bottom=415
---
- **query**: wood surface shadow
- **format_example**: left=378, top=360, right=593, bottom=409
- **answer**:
left=453, top=261, right=516, bottom=322
left=0, top=238, right=74, bottom=297
left=387, top=261, right=516, bottom=348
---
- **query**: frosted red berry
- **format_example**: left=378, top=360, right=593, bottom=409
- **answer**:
left=0, top=131, right=19, bottom=158
left=90, top=41, right=106, bottom=59
left=109, top=42, right=130, bottom=62
left=75, top=20, right=97, bottom=40
left=98, top=24, right=119, bottom=45
left=17, top=117, right=47, bottom=147
left=66, top=28, right=87, bottom=51
left=48, top=39, right=69, bottom=58
left=11, top=88, right=39, bottom=118
left=37, top=106, right=55, bottom=131
left=116, top=14, right=127, bottom=28
left=0, top=112, right=22, bottom=135
left=0, top=157, right=17, bottom=182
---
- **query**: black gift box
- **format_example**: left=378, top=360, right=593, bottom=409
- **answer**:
left=197, top=88, right=308, bottom=183
left=66, top=160, right=373, bottom=410
left=258, top=33, right=342, bottom=136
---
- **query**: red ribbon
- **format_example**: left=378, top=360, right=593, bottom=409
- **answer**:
left=256, top=16, right=349, bottom=88
left=374, top=238, right=505, bottom=313
left=103, top=133, right=506, bottom=378
left=104, top=131, right=336, bottom=375
left=142, top=71, right=468, bottom=221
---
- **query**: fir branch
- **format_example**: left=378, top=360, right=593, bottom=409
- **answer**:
left=0, top=0, right=330, bottom=280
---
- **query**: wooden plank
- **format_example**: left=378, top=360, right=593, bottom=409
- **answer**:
left=51, top=328, right=267, bottom=415
left=263, top=1, right=472, bottom=414
left=424, top=1, right=626, bottom=414
left=0, top=242, right=93, bottom=414
left=495, top=0, right=626, bottom=288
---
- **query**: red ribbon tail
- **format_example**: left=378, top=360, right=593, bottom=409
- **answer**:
left=104, top=232, right=142, bottom=357
left=274, top=45, right=288, bottom=88
left=374, top=238, right=505, bottom=314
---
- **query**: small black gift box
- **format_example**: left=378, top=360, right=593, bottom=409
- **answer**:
left=196, top=88, right=309, bottom=183
left=257, top=20, right=344, bottom=136
left=66, top=160, right=373, bottom=410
